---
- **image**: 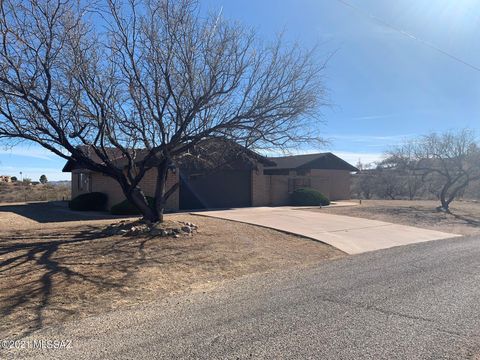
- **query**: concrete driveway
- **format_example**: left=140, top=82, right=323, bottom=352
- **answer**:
left=192, top=207, right=460, bottom=254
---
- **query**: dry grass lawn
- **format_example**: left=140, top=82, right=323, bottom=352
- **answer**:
left=0, top=182, right=70, bottom=203
left=314, top=200, right=480, bottom=236
left=0, top=202, right=343, bottom=339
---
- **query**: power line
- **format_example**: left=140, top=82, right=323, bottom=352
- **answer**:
left=335, top=0, right=480, bottom=73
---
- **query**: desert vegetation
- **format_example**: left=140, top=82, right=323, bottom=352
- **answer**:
left=0, top=182, right=70, bottom=203
left=352, top=129, right=480, bottom=212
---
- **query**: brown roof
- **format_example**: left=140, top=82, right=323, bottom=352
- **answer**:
left=62, top=139, right=276, bottom=172
left=266, top=152, right=358, bottom=171
left=62, top=146, right=146, bottom=172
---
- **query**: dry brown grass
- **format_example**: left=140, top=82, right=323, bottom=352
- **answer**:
left=0, top=182, right=70, bottom=203
left=0, top=202, right=343, bottom=338
left=313, top=200, right=480, bottom=236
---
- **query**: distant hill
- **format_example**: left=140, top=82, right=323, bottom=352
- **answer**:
left=48, top=181, right=71, bottom=186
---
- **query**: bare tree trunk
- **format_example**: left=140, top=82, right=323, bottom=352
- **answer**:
left=443, top=179, right=470, bottom=213
left=127, top=187, right=158, bottom=222
left=438, top=182, right=451, bottom=212
left=151, top=160, right=181, bottom=223
left=154, top=161, right=169, bottom=223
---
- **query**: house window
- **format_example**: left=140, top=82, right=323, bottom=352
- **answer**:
left=78, top=172, right=90, bottom=191
left=288, top=177, right=311, bottom=193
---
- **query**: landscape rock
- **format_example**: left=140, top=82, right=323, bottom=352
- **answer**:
left=103, top=219, right=199, bottom=238
left=181, top=226, right=192, bottom=233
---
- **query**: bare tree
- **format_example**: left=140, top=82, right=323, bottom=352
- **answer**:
left=381, top=150, right=423, bottom=200
left=351, top=161, right=377, bottom=199
left=0, top=0, right=328, bottom=222
left=387, top=129, right=480, bottom=212
left=374, top=167, right=404, bottom=200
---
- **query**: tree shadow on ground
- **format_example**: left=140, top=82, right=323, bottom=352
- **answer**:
left=0, top=226, right=208, bottom=338
left=376, top=205, right=480, bottom=228
left=449, top=213, right=480, bottom=227
left=0, top=202, right=133, bottom=223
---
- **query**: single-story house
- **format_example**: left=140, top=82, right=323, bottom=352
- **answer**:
left=63, top=144, right=358, bottom=211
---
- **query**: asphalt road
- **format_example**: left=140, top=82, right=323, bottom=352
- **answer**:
left=5, top=236, right=480, bottom=359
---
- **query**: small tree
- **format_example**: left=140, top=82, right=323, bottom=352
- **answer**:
left=374, top=167, right=404, bottom=200
left=10, top=176, right=17, bottom=182
left=39, top=175, right=48, bottom=184
left=0, top=0, right=328, bottom=222
left=379, top=155, right=423, bottom=200
left=387, top=129, right=480, bottom=212
left=352, top=161, right=377, bottom=199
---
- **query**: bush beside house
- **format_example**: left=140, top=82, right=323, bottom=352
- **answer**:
left=69, top=192, right=108, bottom=211
left=290, top=188, right=330, bottom=206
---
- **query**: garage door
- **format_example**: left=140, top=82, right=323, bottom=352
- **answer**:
left=179, top=170, right=252, bottom=210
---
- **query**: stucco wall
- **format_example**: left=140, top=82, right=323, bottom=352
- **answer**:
left=73, top=169, right=179, bottom=210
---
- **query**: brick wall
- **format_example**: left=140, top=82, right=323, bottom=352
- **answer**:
left=310, top=169, right=351, bottom=200
left=71, top=171, right=92, bottom=199
left=250, top=169, right=352, bottom=206
left=77, top=169, right=179, bottom=210
left=268, top=172, right=292, bottom=206
left=90, top=172, right=124, bottom=209
left=251, top=165, right=270, bottom=206
left=72, top=166, right=350, bottom=210
left=71, top=172, right=80, bottom=199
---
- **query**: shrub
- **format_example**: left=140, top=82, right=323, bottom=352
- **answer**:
left=290, top=188, right=330, bottom=206
left=111, top=196, right=155, bottom=215
left=69, top=192, right=108, bottom=211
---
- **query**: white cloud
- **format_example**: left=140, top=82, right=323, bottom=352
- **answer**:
left=351, top=114, right=397, bottom=121
left=328, top=133, right=413, bottom=141
left=0, top=146, right=60, bottom=160
left=326, top=133, right=415, bottom=148
left=333, top=151, right=384, bottom=165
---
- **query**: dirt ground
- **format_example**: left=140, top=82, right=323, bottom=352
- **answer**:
left=0, top=202, right=343, bottom=338
left=313, top=200, right=480, bottom=236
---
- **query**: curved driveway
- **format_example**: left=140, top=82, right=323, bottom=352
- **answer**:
left=193, top=207, right=460, bottom=254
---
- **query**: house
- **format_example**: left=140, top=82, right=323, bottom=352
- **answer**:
left=63, top=144, right=358, bottom=211
left=0, top=175, right=12, bottom=183
left=261, top=153, right=358, bottom=206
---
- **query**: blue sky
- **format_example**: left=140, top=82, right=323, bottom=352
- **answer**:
left=1, top=0, right=479, bottom=181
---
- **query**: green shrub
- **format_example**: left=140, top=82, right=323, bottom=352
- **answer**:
left=111, top=196, right=155, bottom=215
left=290, top=188, right=330, bottom=206
left=69, top=192, right=108, bottom=211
